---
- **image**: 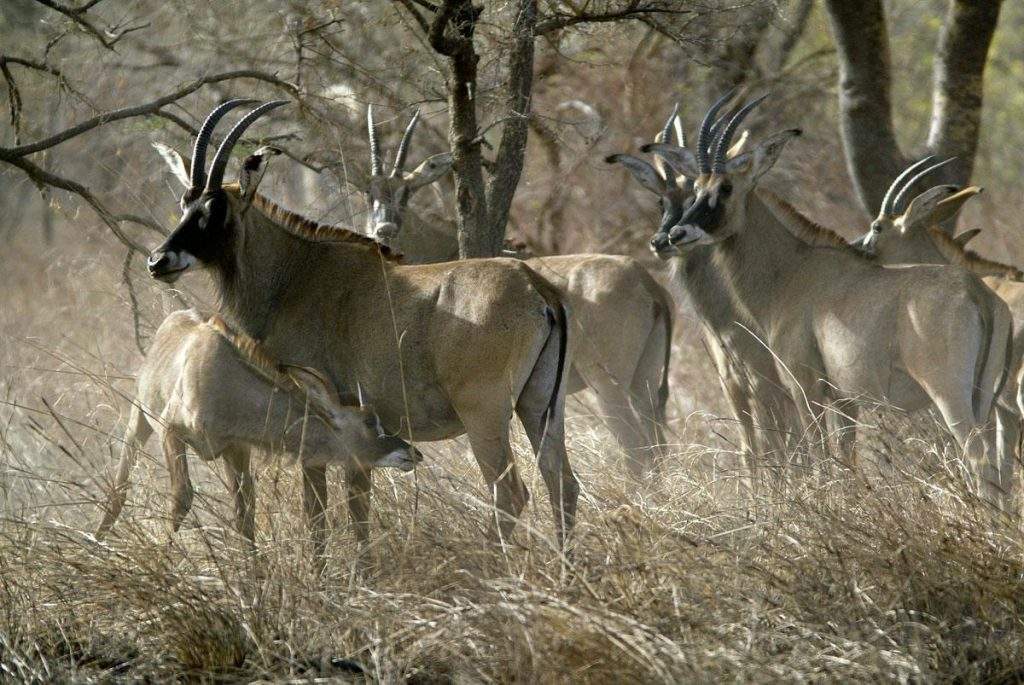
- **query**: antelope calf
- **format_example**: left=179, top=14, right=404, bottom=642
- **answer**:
left=364, top=106, right=674, bottom=477
left=146, top=100, right=578, bottom=549
left=645, top=95, right=1014, bottom=511
left=97, top=309, right=420, bottom=547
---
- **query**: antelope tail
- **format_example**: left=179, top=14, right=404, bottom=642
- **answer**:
left=545, top=300, right=571, bottom=423
left=970, top=291, right=1012, bottom=425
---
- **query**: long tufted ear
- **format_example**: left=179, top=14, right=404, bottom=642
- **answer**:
left=239, top=145, right=282, bottom=205
left=605, top=153, right=667, bottom=195
left=638, top=143, right=701, bottom=180
left=928, top=186, right=983, bottom=229
left=900, top=185, right=961, bottom=231
left=153, top=142, right=191, bottom=188
left=404, top=152, right=453, bottom=190
left=953, top=228, right=982, bottom=248
left=724, top=128, right=801, bottom=180
left=283, top=364, right=344, bottom=418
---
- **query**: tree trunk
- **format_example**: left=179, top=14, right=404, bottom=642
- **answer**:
left=430, top=1, right=492, bottom=258
left=486, top=0, right=537, bottom=257
left=927, top=0, right=1003, bottom=186
left=824, top=0, right=907, bottom=216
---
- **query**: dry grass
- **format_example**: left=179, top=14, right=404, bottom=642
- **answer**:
left=3, top=229, right=1024, bottom=683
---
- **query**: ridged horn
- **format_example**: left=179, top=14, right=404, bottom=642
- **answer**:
left=891, top=157, right=958, bottom=215
left=712, top=94, right=767, bottom=173
left=368, top=104, right=382, bottom=176
left=391, top=109, right=421, bottom=177
left=697, top=89, right=736, bottom=175
left=189, top=99, right=257, bottom=191
left=879, top=156, right=935, bottom=217
left=205, top=101, right=288, bottom=192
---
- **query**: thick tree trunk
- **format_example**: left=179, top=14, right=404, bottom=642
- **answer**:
left=824, top=0, right=907, bottom=216
left=826, top=0, right=1001, bottom=217
left=927, top=0, right=1002, bottom=186
left=430, top=1, right=492, bottom=258
left=486, top=0, right=537, bottom=257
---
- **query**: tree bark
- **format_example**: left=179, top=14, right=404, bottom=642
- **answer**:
left=927, top=0, right=1003, bottom=186
left=429, top=1, right=493, bottom=258
left=824, top=0, right=907, bottom=216
left=486, top=0, right=537, bottom=256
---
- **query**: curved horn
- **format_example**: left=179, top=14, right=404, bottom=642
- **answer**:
left=391, top=109, right=421, bottom=177
left=658, top=103, right=679, bottom=144
left=879, top=156, right=935, bottom=217
left=892, top=157, right=957, bottom=215
left=712, top=94, right=767, bottom=173
left=697, top=89, right=735, bottom=175
left=367, top=104, right=382, bottom=177
left=205, top=100, right=289, bottom=192
left=189, top=98, right=258, bottom=191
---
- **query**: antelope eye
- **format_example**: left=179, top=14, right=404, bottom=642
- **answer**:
left=720, top=183, right=733, bottom=196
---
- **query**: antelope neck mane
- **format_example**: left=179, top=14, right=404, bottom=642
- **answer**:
left=206, top=314, right=296, bottom=387
left=243, top=190, right=400, bottom=262
left=927, top=228, right=1024, bottom=281
left=758, top=191, right=862, bottom=256
left=204, top=314, right=340, bottom=414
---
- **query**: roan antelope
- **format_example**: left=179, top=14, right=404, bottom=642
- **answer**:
left=851, top=160, right=1024, bottom=479
left=364, top=106, right=674, bottom=477
left=96, top=310, right=420, bottom=548
left=608, top=105, right=797, bottom=489
left=145, top=100, right=579, bottom=548
left=645, top=95, right=1014, bottom=511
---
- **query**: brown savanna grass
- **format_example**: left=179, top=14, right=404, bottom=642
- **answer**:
left=3, top=224, right=1024, bottom=683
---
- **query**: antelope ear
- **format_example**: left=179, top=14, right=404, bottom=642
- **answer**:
left=283, top=365, right=342, bottom=414
left=605, top=153, right=667, bottom=195
left=404, top=152, right=452, bottom=190
left=725, top=128, right=801, bottom=179
left=153, top=142, right=191, bottom=188
left=901, top=185, right=961, bottom=230
left=239, top=145, right=281, bottom=203
left=954, top=227, right=982, bottom=248
left=638, top=143, right=701, bottom=180
left=928, top=186, right=983, bottom=228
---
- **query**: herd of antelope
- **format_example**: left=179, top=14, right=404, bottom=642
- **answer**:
left=96, top=92, right=1024, bottom=563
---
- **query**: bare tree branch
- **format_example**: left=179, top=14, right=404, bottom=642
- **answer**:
left=0, top=70, right=298, bottom=159
left=393, top=0, right=432, bottom=35
left=535, top=3, right=689, bottom=35
left=30, top=0, right=150, bottom=51
left=2, top=153, right=145, bottom=253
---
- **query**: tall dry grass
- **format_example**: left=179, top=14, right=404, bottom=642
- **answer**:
left=3, top=224, right=1024, bottom=683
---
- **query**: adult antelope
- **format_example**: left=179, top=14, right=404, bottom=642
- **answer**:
left=851, top=161, right=1024, bottom=477
left=96, top=310, right=420, bottom=549
left=607, top=106, right=796, bottom=488
left=364, top=106, right=674, bottom=477
left=147, top=99, right=578, bottom=548
left=645, top=95, right=1014, bottom=511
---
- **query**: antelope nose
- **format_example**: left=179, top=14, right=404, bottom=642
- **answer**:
left=147, top=251, right=170, bottom=274
left=375, top=222, right=399, bottom=242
